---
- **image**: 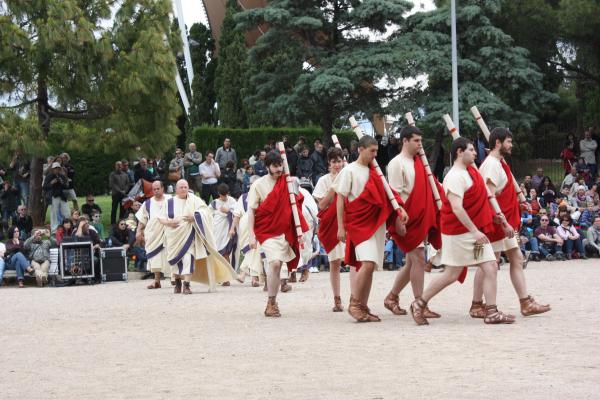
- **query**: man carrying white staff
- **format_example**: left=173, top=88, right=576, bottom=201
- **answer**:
left=135, top=180, right=171, bottom=289
left=384, top=126, right=443, bottom=319
left=471, top=128, right=550, bottom=318
left=248, top=151, right=309, bottom=317
left=313, top=147, right=347, bottom=312
left=160, top=179, right=236, bottom=295
left=410, top=137, right=515, bottom=325
left=333, top=136, right=407, bottom=323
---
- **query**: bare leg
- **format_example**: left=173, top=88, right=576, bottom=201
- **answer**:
left=349, top=266, right=357, bottom=297
left=472, top=266, right=485, bottom=302
left=409, top=248, right=426, bottom=299
left=479, top=261, right=497, bottom=306
left=329, top=259, right=341, bottom=297
left=389, top=256, right=411, bottom=295
left=421, top=267, right=463, bottom=302
left=506, top=247, right=528, bottom=299
left=355, top=262, right=375, bottom=305
left=266, top=261, right=282, bottom=297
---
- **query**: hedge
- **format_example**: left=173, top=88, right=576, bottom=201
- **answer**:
left=190, top=126, right=357, bottom=159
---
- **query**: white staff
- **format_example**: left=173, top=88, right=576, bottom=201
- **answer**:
left=405, top=112, right=443, bottom=210
left=348, top=117, right=407, bottom=221
left=469, top=106, right=527, bottom=203
left=442, top=114, right=504, bottom=216
left=276, top=142, right=304, bottom=249
left=331, top=134, right=348, bottom=166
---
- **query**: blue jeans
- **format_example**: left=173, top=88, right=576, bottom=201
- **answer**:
left=132, top=247, right=147, bottom=270
left=7, top=252, right=31, bottom=280
left=564, top=238, right=585, bottom=255
left=0, top=258, right=5, bottom=284
left=538, top=242, right=563, bottom=257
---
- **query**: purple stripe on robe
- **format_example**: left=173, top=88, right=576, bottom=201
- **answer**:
left=145, top=199, right=151, bottom=218
left=177, top=260, right=183, bottom=275
left=242, top=193, right=248, bottom=212
left=168, top=229, right=195, bottom=266
left=146, top=244, right=164, bottom=259
left=167, top=197, right=174, bottom=219
left=193, top=212, right=206, bottom=236
left=189, top=254, right=195, bottom=274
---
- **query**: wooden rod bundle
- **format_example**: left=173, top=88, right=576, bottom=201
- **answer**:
left=469, top=106, right=527, bottom=203
left=442, top=114, right=503, bottom=216
left=348, top=117, right=406, bottom=220
left=405, top=112, right=443, bottom=210
left=276, top=142, right=304, bottom=249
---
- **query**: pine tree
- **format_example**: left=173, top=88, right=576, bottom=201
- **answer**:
left=0, top=0, right=181, bottom=223
left=215, top=1, right=249, bottom=128
left=236, top=0, right=415, bottom=138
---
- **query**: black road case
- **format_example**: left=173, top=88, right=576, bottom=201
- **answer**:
left=60, top=241, right=95, bottom=281
left=100, top=247, right=128, bottom=282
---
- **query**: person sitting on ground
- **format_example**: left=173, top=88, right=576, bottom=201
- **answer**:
left=72, top=216, right=102, bottom=251
left=538, top=176, right=557, bottom=207
left=586, top=183, right=599, bottom=209
left=570, top=186, right=591, bottom=221
left=55, top=218, right=74, bottom=246
left=14, top=205, right=33, bottom=240
left=90, top=211, right=105, bottom=239
left=70, top=209, right=80, bottom=226
left=24, top=228, right=54, bottom=287
left=534, top=214, right=565, bottom=261
left=561, top=167, right=579, bottom=192
left=120, top=206, right=147, bottom=270
left=585, top=215, right=600, bottom=257
left=0, top=180, right=20, bottom=239
left=4, top=226, right=34, bottom=288
left=579, top=202, right=598, bottom=229
left=556, top=216, right=587, bottom=259
left=81, top=194, right=102, bottom=218
left=527, top=188, right=541, bottom=215
left=576, top=157, right=591, bottom=184
left=109, top=219, right=134, bottom=251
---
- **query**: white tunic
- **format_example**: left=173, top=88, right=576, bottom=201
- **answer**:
left=313, top=173, right=345, bottom=261
left=332, top=162, right=385, bottom=268
left=135, top=195, right=171, bottom=273
left=247, top=175, right=295, bottom=264
left=480, top=156, right=518, bottom=252
left=211, top=196, right=237, bottom=253
left=440, top=166, right=495, bottom=267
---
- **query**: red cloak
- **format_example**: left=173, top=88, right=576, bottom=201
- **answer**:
left=388, top=156, right=442, bottom=253
left=485, top=159, right=522, bottom=243
left=343, top=166, right=403, bottom=271
left=440, top=165, right=496, bottom=283
left=254, top=175, right=309, bottom=272
left=317, top=194, right=340, bottom=254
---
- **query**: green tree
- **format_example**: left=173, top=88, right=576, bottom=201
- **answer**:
left=236, top=0, right=416, bottom=139
left=391, top=0, right=556, bottom=133
left=0, top=0, right=181, bottom=224
left=215, top=1, right=249, bottom=128
left=188, top=22, right=218, bottom=127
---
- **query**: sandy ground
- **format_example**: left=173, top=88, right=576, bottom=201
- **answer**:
left=1, top=259, right=599, bottom=400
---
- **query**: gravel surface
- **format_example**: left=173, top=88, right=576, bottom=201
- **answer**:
left=1, top=259, right=598, bottom=400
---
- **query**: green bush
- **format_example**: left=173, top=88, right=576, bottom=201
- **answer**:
left=190, top=126, right=357, bottom=159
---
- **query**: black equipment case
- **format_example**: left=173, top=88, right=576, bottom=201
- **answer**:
left=99, top=247, right=128, bottom=282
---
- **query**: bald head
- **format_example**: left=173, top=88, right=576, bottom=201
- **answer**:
left=152, top=180, right=165, bottom=199
left=175, top=179, right=189, bottom=198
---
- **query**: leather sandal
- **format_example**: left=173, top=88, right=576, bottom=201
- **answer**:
left=410, top=298, right=429, bottom=325
left=362, top=304, right=381, bottom=322
left=384, top=293, right=407, bottom=315
left=288, top=271, right=297, bottom=283
left=423, top=305, right=441, bottom=319
left=469, top=301, right=486, bottom=318
left=280, top=281, right=292, bottom=293
left=251, top=277, right=260, bottom=287
left=484, top=305, right=516, bottom=324
left=174, top=279, right=182, bottom=294
left=348, top=296, right=369, bottom=322
left=520, top=296, right=551, bottom=316
left=299, top=269, right=309, bottom=282
left=264, top=297, right=281, bottom=317
left=332, top=296, right=344, bottom=312
left=182, top=281, right=192, bottom=295
left=147, top=281, right=161, bottom=289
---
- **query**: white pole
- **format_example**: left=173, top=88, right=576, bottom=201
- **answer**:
left=451, top=0, right=459, bottom=133
left=173, top=0, right=195, bottom=94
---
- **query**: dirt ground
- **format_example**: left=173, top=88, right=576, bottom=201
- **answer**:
left=1, top=259, right=598, bottom=400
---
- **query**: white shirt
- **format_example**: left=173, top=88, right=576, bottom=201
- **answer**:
left=443, top=166, right=473, bottom=199
left=387, top=153, right=415, bottom=202
left=331, top=162, right=370, bottom=201
left=0, top=242, right=5, bottom=258
left=580, top=138, right=598, bottom=165
left=199, top=162, right=221, bottom=185
left=479, top=155, right=508, bottom=194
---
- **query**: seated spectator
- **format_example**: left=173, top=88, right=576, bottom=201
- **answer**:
left=556, top=216, right=587, bottom=259
left=4, top=226, right=34, bottom=288
left=531, top=167, right=545, bottom=190
left=523, top=175, right=533, bottom=192
left=534, top=215, right=565, bottom=261
left=538, top=176, right=556, bottom=207
left=527, top=188, right=541, bottom=215
left=248, top=150, right=259, bottom=166
left=519, top=224, right=540, bottom=261
left=71, top=209, right=80, bottom=226
left=585, top=215, right=600, bottom=257
left=533, top=208, right=549, bottom=229
left=219, top=161, right=240, bottom=198
left=586, top=183, right=599, bottom=208
left=109, top=219, right=134, bottom=250
left=81, top=194, right=102, bottom=218
left=242, top=165, right=254, bottom=193
left=55, top=218, right=74, bottom=246
left=121, top=206, right=147, bottom=270
left=521, top=209, right=535, bottom=229
left=553, top=203, right=571, bottom=226
left=576, top=157, right=591, bottom=184
left=0, top=241, right=5, bottom=286
left=14, top=205, right=33, bottom=240
left=72, top=216, right=102, bottom=251
left=0, top=180, right=19, bottom=238
left=561, top=167, right=579, bottom=191
left=578, top=202, right=597, bottom=229
left=570, top=186, right=591, bottom=221
left=236, top=159, right=249, bottom=185
left=24, top=228, right=53, bottom=287
left=90, top=211, right=105, bottom=239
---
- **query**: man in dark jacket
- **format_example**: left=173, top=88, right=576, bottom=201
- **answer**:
left=44, top=162, right=71, bottom=231
left=310, top=142, right=327, bottom=185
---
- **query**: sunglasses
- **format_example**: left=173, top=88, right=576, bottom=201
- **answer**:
left=540, top=218, right=549, bottom=221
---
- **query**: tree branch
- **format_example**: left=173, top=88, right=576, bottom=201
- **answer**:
left=0, top=97, right=38, bottom=109
left=47, top=106, right=110, bottom=120
left=547, top=59, right=600, bottom=84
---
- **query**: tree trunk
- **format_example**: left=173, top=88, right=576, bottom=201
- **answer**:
left=430, top=129, right=445, bottom=181
left=320, top=107, right=334, bottom=148
left=31, top=80, right=50, bottom=226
